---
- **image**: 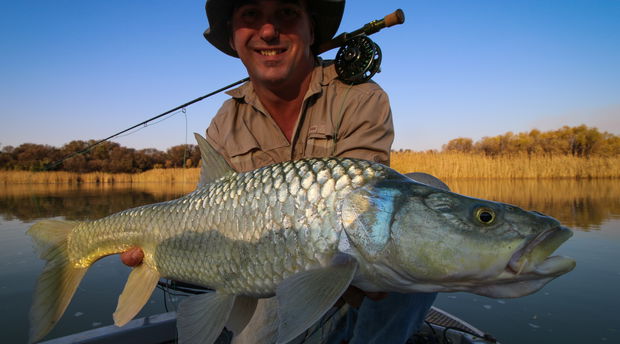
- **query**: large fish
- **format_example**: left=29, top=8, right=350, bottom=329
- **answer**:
left=27, top=133, right=575, bottom=344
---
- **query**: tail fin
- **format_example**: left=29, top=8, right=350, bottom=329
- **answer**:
left=27, top=220, right=87, bottom=343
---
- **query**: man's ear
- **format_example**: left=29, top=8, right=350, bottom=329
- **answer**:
left=309, top=16, right=315, bottom=46
left=229, top=37, right=237, bottom=52
left=228, top=21, right=237, bottom=52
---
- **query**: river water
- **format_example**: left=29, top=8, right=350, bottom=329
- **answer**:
left=0, top=179, right=618, bottom=343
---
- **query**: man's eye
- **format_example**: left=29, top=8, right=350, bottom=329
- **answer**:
left=240, top=8, right=260, bottom=21
left=242, top=9, right=258, bottom=17
left=278, top=7, right=300, bottom=20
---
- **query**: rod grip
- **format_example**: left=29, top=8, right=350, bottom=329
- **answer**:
left=383, top=9, right=405, bottom=27
left=316, top=9, right=406, bottom=54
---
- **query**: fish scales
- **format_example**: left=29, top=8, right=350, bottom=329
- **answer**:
left=66, top=158, right=387, bottom=296
left=28, top=134, right=577, bottom=344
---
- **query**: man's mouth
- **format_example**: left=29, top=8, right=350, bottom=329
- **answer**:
left=257, top=49, right=286, bottom=56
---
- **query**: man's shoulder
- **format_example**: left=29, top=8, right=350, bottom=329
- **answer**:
left=318, top=60, right=387, bottom=97
left=209, top=97, right=243, bottom=129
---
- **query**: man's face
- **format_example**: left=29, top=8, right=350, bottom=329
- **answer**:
left=229, top=0, right=315, bottom=88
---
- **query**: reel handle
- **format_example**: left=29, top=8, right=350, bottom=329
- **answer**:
left=317, top=9, right=406, bottom=54
left=384, top=9, right=406, bottom=28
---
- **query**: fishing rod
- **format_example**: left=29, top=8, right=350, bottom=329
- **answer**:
left=45, top=9, right=405, bottom=170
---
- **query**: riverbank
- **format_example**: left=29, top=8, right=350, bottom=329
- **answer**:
left=1, top=153, right=619, bottom=184
left=0, top=168, right=200, bottom=184
left=391, top=151, right=620, bottom=179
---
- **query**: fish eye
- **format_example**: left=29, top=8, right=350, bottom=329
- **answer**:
left=474, top=207, right=496, bottom=225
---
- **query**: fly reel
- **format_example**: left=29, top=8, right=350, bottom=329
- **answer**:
left=335, top=35, right=382, bottom=85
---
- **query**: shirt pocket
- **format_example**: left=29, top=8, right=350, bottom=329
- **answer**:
left=227, top=138, right=277, bottom=172
left=305, top=131, right=336, bottom=158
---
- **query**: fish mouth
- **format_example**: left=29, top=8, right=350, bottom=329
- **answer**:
left=465, top=226, right=576, bottom=298
left=506, top=226, right=575, bottom=277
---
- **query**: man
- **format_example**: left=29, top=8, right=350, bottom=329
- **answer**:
left=122, top=1, right=437, bottom=343
left=202, top=0, right=392, bottom=172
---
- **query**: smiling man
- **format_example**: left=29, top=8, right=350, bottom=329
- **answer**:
left=122, top=0, right=437, bottom=343
left=202, top=0, right=393, bottom=172
left=229, top=0, right=315, bottom=93
left=222, top=0, right=317, bottom=144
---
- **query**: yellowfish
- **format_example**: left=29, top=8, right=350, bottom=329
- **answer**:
left=27, top=133, right=575, bottom=343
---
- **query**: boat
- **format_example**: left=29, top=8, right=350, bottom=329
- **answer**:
left=39, top=306, right=498, bottom=344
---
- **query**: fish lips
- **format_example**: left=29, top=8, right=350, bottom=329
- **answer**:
left=506, top=225, right=576, bottom=277
left=468, top=226, right=576, bottom=298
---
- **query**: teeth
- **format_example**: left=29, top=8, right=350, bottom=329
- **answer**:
left=260, top=49, right=281, bottom=56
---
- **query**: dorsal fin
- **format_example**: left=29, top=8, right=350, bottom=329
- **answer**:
left=194, top=133, right=235, bottom=187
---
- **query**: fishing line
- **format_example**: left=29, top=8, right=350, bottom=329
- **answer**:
left=45, top=10, right=404, bottom=171
left=44, top=77, right=249, bottom=171
left=425, top=320, right=438, bottom=338
left=182, top=108, right=189, bottom=184
left=114, top=109, right=186, bottom=139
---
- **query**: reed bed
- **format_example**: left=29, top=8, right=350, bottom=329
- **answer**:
left=390, top=152, right=620, bottom=179
left=0, top=181, right=197, bottom=198
left=0, top=168, right=200, bottom=185
left=1, top=153, right=619, bottom=185
left=439, top=178, right=620, bottom=231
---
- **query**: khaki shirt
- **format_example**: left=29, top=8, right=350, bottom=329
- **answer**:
left=205, top=60, right=394, bottom=172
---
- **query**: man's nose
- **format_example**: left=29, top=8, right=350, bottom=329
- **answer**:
left=259, top=21, right=279, bottom=42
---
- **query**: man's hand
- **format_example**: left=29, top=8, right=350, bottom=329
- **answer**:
left=120, top=247, right=144, bottom=267
left=340, top=286, right=388, bottom=308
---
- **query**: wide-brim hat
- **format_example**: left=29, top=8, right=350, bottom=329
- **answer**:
left=203, top=0, right=345, bottom=58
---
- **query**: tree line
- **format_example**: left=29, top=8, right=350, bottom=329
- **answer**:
left=2, top=125, right=618, bottom=173
left=442, top=125, right=620, bottom=157
left=0, top=140, right=201, bottom=173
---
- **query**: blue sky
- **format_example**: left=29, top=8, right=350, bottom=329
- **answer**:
left=1, top=1, right=619, bottom=152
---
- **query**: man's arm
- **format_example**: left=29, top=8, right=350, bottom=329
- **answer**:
left=332, top=85, right=394, bottom=166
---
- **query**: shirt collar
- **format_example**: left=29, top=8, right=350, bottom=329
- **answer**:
left=225, top=58, right=339, bottom=106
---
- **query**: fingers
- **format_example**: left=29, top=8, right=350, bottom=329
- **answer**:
left=120, top=247, right=144, bottom=267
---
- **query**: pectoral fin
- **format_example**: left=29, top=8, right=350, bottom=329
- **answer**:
left=275, top=255, right=358, bottom=344
left=226, top=295, right=258, bottom=335
left=113, top=264, right=160, bottom=326
left=232, top=298, right=279, bottom=344
left=177, top=292, right=235, bottom=344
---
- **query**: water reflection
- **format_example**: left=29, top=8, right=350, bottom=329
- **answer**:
left=1, top=180, right=618, bottom=344
left=446, top=179, right=620, bottom=230
left=1, top=179, right=619, bottom=230
left=0, top=183, right=195, bottom=222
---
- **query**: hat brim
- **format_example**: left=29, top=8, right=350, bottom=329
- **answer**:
left=203, top=0, right=345, bottom=58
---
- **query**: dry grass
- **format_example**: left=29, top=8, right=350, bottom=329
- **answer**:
left=0, top=168, right=200, bottom=185
left=438, top=178, right=620, bottom=231
left=1, top=153, right=619, bottom=185
left=0, top=181, right=197, bottom=199
left=390, top=151, right=620, bottom=179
